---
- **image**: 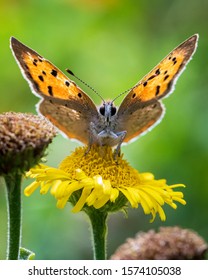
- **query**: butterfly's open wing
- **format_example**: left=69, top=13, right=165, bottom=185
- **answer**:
left=38, top=100, right=90, bottom=144
left=117, top=34, right=198, bottom=143
left=115, top=101, right=164, bottom=143
left=10, top=37, right=99, bottom=143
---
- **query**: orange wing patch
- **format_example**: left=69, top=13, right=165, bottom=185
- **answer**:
left=133, top=48, right=187, bottom=101
left=118, top=35, right=198, bottom=115
left=23, top=52, right=83, bottom=100
left=10, top=37, right=97, bottom=111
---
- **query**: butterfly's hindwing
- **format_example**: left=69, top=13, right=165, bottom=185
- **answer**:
left=38, top=100, right=92, bottom=144
left=115, top=101, right=164, bottom=143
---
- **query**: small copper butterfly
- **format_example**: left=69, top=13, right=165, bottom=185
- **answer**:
left=10, top=35, right=198, bottom=154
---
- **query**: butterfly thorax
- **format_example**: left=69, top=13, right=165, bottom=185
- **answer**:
left=89, top=101, right=126, bottom=148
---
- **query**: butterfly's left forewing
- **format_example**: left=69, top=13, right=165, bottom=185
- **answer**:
left=117, top=34, right=198, bottom=143
left=11, top=37, right=99, bottom=143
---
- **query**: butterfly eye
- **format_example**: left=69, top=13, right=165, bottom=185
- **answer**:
left=99, top=106, right=105, bottom=116
left=110, top=106, right=117, bottom=116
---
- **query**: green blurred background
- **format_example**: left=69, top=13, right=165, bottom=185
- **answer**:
left=0, top=0, right=207, bottom=259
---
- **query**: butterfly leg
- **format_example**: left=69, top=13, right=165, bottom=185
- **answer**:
left=113, top=131, right=127, bottom=159
left=89, top=122, right=104, bottom=146
left=85, top=134, right=93, bottom=155
left=84, top=122, right=103, bottom=155
left=84, top=122, right=97, bottom=155
left=96, top=129, right=127, bottom=159
left=89, top=122, right=127, bottom=159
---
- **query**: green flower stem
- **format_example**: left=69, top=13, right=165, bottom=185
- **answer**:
left=86, top=208, right=108, bottom=260
left=4, top=173, right=22, bottom=260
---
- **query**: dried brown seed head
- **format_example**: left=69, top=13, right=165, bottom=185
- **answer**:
left=0, top=112, right=56, bottom=174
left=111, top=226, right=208, bottom=260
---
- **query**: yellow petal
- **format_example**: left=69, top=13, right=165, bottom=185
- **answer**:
left=24, top=181, right=40, bottom=196
left=72, top=187, right=93, bottom=213
left=56, top=197, right=69, bottom=209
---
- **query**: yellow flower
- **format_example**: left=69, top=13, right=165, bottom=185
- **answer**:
left=25, top=145, right=186, bottom=222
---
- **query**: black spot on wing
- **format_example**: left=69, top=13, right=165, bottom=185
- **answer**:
left=33, top=59, right=38, bottom=66
left=148, top=74, right=156, bottom=81
left=78, top=92, right=82, bottom=98
left=65, top=81, right=70, bottom=87
left=51, top=69, right=58, bottom=77
left=24, top=63, right=29, bottom=70
left=155, top=85, right=160, bottom=96
left=172, top=57, right=177, bottom=65
left=38, top=75, right=44, bottom=82
left=164, top=75, right=169, bottom=81
left=27, top=72, right=33, bottom=80
left=155, top=68, right=160, bottom=75
left=48, top=86, right=53, bottom=96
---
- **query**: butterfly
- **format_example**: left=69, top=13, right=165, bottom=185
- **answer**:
left=10, top=34, right=198, bottom=155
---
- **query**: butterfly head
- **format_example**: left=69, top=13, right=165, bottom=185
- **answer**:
left=99, top=101, right=117, bottom=124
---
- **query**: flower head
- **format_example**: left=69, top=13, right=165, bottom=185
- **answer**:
left=111, top=226, right=208, bottom=260
left=25, top=145, right=186, bottom=221
left=0, top=112, right=56, bottom=175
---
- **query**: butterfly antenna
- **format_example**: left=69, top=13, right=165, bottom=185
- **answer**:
left=112, top=85, right=135, bottom=103
left=66, top=68, right=105, bottom=102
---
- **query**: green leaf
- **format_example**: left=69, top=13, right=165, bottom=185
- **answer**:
left=19, top=247, right=35, bottom=260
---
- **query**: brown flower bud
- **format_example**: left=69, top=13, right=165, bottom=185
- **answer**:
left=111, top=226, right=207, bottom=260
left=0, top=112, right=56, bottom=175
